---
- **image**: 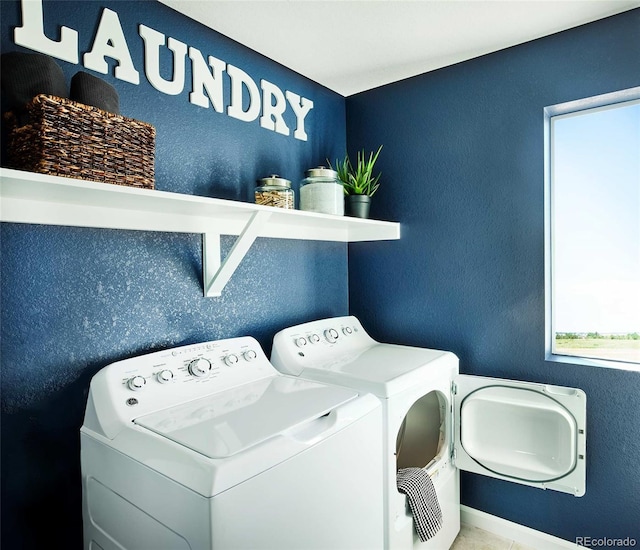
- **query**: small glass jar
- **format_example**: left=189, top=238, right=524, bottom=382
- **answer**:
left=254, top=175, right=294, bottom=209
left=299, top=166, right=344, bottom=215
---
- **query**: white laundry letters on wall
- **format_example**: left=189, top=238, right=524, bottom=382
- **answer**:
left=13, top=0, right=314, bottom=141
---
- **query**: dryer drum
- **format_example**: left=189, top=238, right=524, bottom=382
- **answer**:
left=396, top=390, right=447, bottom=470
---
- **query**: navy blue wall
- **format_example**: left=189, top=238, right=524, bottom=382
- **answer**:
left=3, top=1, right=639, bottom=548
left=347, top=9, right=640, bottom=544
left=1, top=2, right=347, bottom=548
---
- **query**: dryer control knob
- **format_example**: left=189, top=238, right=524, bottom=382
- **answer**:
left=243, top=350, right=258, bottom=362
left=189, top=358, right=212, bottom=377
left=342, top=327, right=353, bottom=336
left=309, top=333, right=320, bottom=344
left=224, top=354, right=239, bottom=367
left=295, top=337, right=307, bottom=347
left=127, top=375, right=146, bottom=391
left=324, top=328, right=339, bottom=343
left=157, top=369, right=174, bottom=384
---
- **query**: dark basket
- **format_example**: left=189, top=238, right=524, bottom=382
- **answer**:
left=5, top=94, right=155, bottom=189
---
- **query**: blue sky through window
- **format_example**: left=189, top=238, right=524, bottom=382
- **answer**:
left=552, top=100, right=640, bottom=334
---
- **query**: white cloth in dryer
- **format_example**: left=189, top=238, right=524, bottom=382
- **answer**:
left=396, top=467, right=443, bottom=542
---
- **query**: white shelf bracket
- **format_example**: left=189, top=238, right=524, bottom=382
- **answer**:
left=202, top=210, right=272, bottom=297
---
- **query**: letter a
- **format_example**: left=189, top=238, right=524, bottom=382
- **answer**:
left=84, top=8, right=140, bottom=85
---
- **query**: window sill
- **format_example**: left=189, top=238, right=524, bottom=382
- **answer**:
left=545, top=352, right=640, bottom=372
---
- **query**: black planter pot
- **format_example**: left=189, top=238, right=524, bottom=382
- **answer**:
left=345, top=194, right=371, bottom=218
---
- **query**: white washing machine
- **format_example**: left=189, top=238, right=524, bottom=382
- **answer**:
left=81, top=335, right=384, bottom=550
left=271, top=316, right=587, bottom=550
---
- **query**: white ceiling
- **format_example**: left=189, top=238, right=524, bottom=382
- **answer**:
left=159, top=0, right=640, bottom=96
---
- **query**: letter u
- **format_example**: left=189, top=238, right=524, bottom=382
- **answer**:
left=139, top=25, right=187, bottom=95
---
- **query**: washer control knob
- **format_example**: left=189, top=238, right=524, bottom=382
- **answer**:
left=224, top=354, right=239, bottom=367
left=157, top=369, right=174, bottom=384
left=295, top=337, right=307, bottom=347
left=127, top=375, right=146, bottom=391
left=243, top=350, right=258, bottom=362
left=309, top=333, right=320, bottom=344
left=342, top=327, right=353, bottom=336
left=324, top=328, right=339, bottom=343
left=189, top=358, right=212, bottom=377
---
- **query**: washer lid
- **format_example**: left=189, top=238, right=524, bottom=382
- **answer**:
left=134, top=375, right=357, bottom=458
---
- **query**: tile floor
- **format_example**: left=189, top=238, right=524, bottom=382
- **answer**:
left=451, top=524, right=536, bottom=550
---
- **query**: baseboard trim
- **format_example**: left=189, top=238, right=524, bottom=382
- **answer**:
left=460, top=505, right=586, bottom=549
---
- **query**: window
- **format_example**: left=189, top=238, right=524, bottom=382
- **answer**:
left=545, top=87, right=640, bottom=370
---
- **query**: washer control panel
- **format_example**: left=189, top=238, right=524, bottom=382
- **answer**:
left=271, top=316, right=377, bottom=376
left=85, top=336, right=276, bottom=438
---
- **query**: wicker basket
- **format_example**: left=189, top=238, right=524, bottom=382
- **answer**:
left=5, top=94, right=155, bottom=189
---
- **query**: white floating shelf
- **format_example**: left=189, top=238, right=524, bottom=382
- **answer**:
left=0, top=168, right=400, bottom=296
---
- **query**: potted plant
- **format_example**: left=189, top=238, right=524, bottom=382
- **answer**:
left=331, top=145, right=383, bottom=218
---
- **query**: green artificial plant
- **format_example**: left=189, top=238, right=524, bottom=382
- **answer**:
left=331, top=145, right=383, bottom=196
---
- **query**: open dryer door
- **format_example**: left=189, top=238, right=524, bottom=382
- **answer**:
left=453, top=375, right=586, bottom=496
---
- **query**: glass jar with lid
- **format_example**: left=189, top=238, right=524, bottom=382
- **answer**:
left=254, top=175, right=294, bottom=209
left=299, top=166, right=344, bottom=215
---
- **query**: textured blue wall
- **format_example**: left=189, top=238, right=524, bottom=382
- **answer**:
left=347, top=9, right=640, bottom=544
left=0, top=2, right=347, bottom=548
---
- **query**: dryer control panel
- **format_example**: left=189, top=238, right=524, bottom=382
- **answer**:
left=271, top=316, right=377, bottom=376
left=83, top=336, right=276, bottom=439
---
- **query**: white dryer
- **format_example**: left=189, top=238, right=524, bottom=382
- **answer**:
left=81, top=336, right=384, bottom=550
left=271, top=316, right=587, bottom=550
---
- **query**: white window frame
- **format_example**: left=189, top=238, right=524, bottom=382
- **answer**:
left=544, top=86, right=640, bottom=372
